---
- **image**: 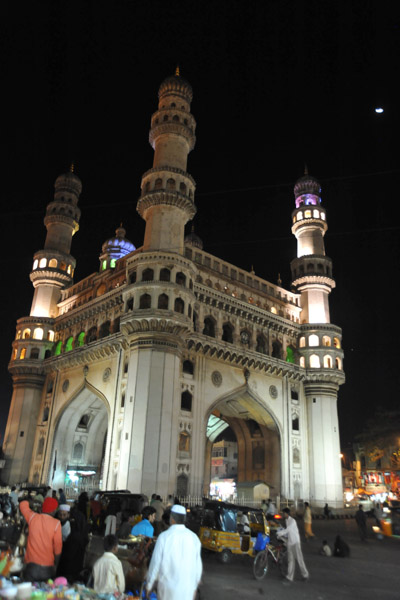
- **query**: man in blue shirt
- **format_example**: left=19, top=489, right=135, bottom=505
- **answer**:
left=131, top=506, right=157, bottom=537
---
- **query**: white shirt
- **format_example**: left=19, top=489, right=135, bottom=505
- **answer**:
left=277, top=516, right=300, bottom=546
left=267, top=502, right=277, bottom=515
left=93, top=552, right=125, bottom=594
left=147, top=524, right=202, bottom=600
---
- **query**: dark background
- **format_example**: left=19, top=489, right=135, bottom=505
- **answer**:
left=1, top=0, right=399, bottom=447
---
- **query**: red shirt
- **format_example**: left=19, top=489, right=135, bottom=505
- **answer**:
left=20, top=501, right=62, bottom=566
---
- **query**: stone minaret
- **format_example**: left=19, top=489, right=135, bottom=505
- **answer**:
left=291, top=172, right=345, bottom=507
left=3, top=169, right=81, bottom=484
left=137, top=67, right=197, bottom=254
left=118, top=72, right=198, bottom=496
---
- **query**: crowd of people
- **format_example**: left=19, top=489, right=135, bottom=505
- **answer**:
left=0, top=486, right=387, bottom=596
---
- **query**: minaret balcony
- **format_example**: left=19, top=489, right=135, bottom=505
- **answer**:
left=137, top=190, right=196, bottom=221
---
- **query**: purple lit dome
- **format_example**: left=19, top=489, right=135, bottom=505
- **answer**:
left=101, top=225, right=136, bottom=258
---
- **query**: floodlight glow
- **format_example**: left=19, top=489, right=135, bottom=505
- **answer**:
left=375, top=107, right=384, bottom=114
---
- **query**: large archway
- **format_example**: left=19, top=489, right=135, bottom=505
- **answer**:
left=204, top=386, right=281, bottom=502
left=50, top=385, right=109, bottom=494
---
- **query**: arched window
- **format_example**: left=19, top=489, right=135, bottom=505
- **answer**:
left=12, top=349, right=17, bottom=360
left=160, top=268, right=171, bottom=281
left=39, top=258, right=47, bottom=268
left=49, top=258, right=58, bottom=268
left=126, top=298, right=134, bottom=311
left=297, top=211, right=303, bottom=221
left=99, top=321, right=110, bottom=338
left=65, top=336, right=74, bottom=352
left=145, top=181, right=151, bottom=193
left=60, top=262, right=66, bottom=271
left=174, top=298, right=184, bottom=313
left=163, top=114, right=168, bottom=122
left=44, top=349, right=51, bottom=359
left=37, top=437, right=45, bottom=456
left=110, top=259, right=116, bottom=269
left=139, top=294, right=152, bottom=309
left=176, top=272, right=186, bottom=286
left=33, top=259, right=38, bottom=270
left=73, top=442, right=84, bottom=460
left=23, top=328, right=31, bottom=339
left=47, top=330, right=55, bottom=341
left=54, top=340, right=63, bottom=356
left=300, top=356, right=305, bottom=367
left=181, top=391, right=192, bottom=411
left=333, top=337, right=341, bottom=348
left=305, top=209, right=312, bottom=218
left=129, top=271, right=137, bottom=284
left=19, top=348, right=26, bottom=359
left=309, top=334, right=319, bottom=347
left=292, top=413, right=299, bottom=431
left=158, top=293, right=169, bottom=309
left=222, top=322, right=234, bottom=343
left=172, top=115, right=179, bottom=122
left=67, top=265, right=72, bottom=274
left=291, top=389, right=299, bottom=400
left=167, top=178, right=176, bottom=190
left=313, top=209, right=320, bottom=218
left=310, top=354, right=320, bottom=368
left=16, top=330, right=22, bottom=340
left=78, top=414, right=90, bottom=429
left=322, top=336, right=331, bottom=346
left=203, top=317, right=216, bottom=338
left=324, top=355, right=332, bottom=368
left=286, top=346, right=295, bottom=363
left=178, top=431, right=190, bottom=453
left=271, top=340, right=282, bottom=359
left=179, top=182, right=187, bottom=193
left=335, top=357, right=342, bottom=369
left=33, top=327, right=43, bottom=340
left=42, top=406, right=49, bottom=422
left=87, top=326, right=98, bottom=343
left=299, top=336, right=306, bottom=347
left=183, top=360, right=194, bottom=375
left=76, top=331, right=85, bottom=347
left=30, top=348, right=40, bottom=359
left=256, top=335, right=267, bottom=354
left=155, top=178, right=163, bottom=189
left=176, top=473, right=188, bottom=496
left=271, top=306, right=277, bottom=314
left=142, top=268, right=154, bottom=281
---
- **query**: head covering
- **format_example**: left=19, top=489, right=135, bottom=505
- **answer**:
left=59, top=504, right=70, bottom=512
left=42, top=497, right=59, bottom=514
left=171, top=504, right=186, bottom=515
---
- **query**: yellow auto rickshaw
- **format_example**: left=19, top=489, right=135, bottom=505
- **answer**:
left=373, top=504, right=400, bottom=539
left=198, top=501, right=270, bottom=563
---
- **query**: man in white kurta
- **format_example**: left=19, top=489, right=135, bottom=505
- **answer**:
left=147, top=505, right=202, bottom=600
left=277, top=507, right=309, bottom=583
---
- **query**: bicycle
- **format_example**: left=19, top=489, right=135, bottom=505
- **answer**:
left=253, top=538, right=288, bottom=581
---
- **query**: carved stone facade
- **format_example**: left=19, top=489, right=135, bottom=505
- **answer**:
left=2, top=73, right=345, bottom=507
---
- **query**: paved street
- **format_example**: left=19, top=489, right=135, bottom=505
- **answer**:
left=199, top=517, right=399, bottom=599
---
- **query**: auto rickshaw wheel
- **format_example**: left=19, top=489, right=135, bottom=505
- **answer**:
left=253, top=550, right=269, bottom=580
left=219, top=549, right=232, bottom=564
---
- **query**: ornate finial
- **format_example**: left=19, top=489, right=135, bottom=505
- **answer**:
left=243, top=368, right=250, bottom=383
left=304, top=163, right=308, bottom=175
left=175, top=65, right=180, bottom=77
left=277, top=273, right=282, bottom=286
left=70, top=162, right=75, bottom=173
left=250, top=265, right=255, bottom=275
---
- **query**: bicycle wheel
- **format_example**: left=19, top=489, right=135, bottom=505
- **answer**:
left=278, top=548, right=288, bottom=577
left=253, top=550, right=269, bottom=580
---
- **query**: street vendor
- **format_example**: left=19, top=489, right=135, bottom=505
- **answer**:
left=19, top=496, right=62, bottom=582
left=130, top=506, right=156, bottom=537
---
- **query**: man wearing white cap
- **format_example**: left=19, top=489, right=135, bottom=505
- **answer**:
left=58, top=504, right=71, bottom=542
left=147, top=504, right=202, bottom=600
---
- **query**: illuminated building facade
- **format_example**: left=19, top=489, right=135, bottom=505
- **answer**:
left=2, top=73, right=345, bottom=507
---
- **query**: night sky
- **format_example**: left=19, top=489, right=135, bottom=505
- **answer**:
left=1, top=1, right=400, bottom=447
